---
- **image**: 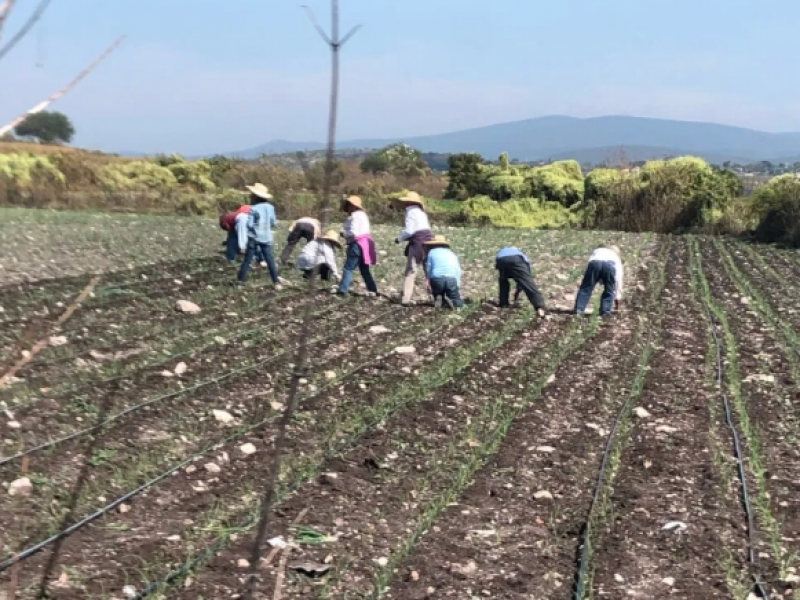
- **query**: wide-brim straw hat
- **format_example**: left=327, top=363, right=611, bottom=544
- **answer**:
left=245, top=183, right=273, bottom=200
left=342, top=195, right=363, bottom=210
left=319, top=230, right=342, bottom=249
left=424, top=234, right=450, bottom=248
left=394, top=191, right=425, bottom=208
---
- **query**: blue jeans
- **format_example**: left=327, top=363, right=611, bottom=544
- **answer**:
left=574, top=260, right=616, bottom=316
left=226, top=230, right=264, bottom=262
left=238, top=241, right=278, bottom=284
left=337, top=242, right=378, bottom=294
left=429, top=276, right=463, bottom=308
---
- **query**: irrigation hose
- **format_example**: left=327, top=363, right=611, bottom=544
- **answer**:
left=703, top=305, right=769, bottom=599
left=126, top=301, right=518, bottom=600
left=0, top=304, right=399, bottom=468
left=0, top=304, right=415, bottom=572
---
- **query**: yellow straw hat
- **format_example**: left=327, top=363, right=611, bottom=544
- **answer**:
left=319, top=230, right=342, bottom=249
left=423, top=234, right=450, bottom=248
left=394, top=191, right=425, bottom=209
left=245, top=183, right=273, bottom=199
left=342, top=195, right=363, bottom=210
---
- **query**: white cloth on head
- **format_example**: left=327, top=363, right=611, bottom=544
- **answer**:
left=235, top=212, right=249, bottom=252
left=588, top=247, right=624, bottom=299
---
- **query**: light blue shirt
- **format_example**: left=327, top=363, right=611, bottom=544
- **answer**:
left=495, top=247, right=529, bottom=264
left=426, top=247, right=462, bottom=287
left=247, top=202, right=277, bottom=244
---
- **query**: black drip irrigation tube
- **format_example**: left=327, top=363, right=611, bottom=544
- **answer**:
left=126, top=301, right=507, bottom=600
left=2, top=288, right=343, bottom=413
left=703, top=305, right=769, bottom=599
left=0, top=303, right=419, bottom=573
left=0, top=304, right=400, bottom=469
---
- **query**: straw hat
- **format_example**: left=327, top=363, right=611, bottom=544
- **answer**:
left=245, top=183, right=273, bottom=200
left=394, top=191, right=425, bottom=208
left=424, top=234, right=450, bottom=248
left=342, top=195, right=363, bottom=210
left=319, top=230, right=342, bottom=249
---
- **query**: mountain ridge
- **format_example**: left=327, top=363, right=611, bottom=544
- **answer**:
left=232, top=115, right=800, bottom=164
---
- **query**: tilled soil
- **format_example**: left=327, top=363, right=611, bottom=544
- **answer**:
left=700, top=241, right=800, bottom=589
left=169, top=309, right=573, bottom=600
left=9, top=302, right=529, bottom=598
left=383, top=243, right=665, bottom=600
left=591, top=240, right=739, bottom=598
left=0, top=300, right=407, bottom=549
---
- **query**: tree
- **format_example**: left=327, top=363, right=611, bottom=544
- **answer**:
left=444, top=153, right=486, bottom=200
left=360, top=143, right=430, bottom=178
left=14, top=111, right=75, bottom=144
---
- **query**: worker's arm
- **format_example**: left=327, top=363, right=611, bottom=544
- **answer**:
left=237, top=216, right=249, bottom=252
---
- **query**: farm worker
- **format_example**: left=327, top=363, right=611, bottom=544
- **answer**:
left=393, top=191, right=433, bottom=306
left=280, top=217, right=322, bottom=265
left=337, top=195, right=379, bottom=296
left=424, top=235, right=463, bottom=309
left=574, top=244, right=623, bottom=317
left=495, top=246, right=546, bottom=317
left=219, top=204, right=250, bottom=261
left=237, top=183, right=281, bottom=288
left=295, top=230, right=341, bottom=282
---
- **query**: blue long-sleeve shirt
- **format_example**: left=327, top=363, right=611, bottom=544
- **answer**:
left=247, top=202, right=277, bottom=244
left=495, top=247, right=529, bottom=266
left=426, top=247, right=462, bottom=286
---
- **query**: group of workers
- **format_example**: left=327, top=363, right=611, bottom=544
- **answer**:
left=219, top=184, right=624, bottom=316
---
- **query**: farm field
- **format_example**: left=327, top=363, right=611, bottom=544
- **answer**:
left=1, top=209, right=800, bottom=600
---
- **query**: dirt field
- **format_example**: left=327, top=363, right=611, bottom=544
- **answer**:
left=1, top=208, right=799, bottom=600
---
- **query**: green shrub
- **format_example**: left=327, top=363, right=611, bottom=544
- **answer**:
left=751, top=174, right=800, bottom=245
left=485, top=172, right=527, bottom=201
left=459, top=195, right=580, bottom=229
left=444, top=153, right=486, bottom=200
left=0, top=153, right=65, bottom=189
left=97, top=161, right=178, bottom=192
left=525, top=160, right=584, bottom=206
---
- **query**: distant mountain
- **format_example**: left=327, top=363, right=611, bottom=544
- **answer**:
left=234, top=115, right=800, bottom=164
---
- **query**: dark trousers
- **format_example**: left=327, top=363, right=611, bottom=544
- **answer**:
left=303, top=265, right=332, bottom=281
left=238, top=241, right=278, bottom=284
left=497, top=255, right=545, bottom=309
left=280, top=224, right=315, bottom=264
left=575, top=260, right=616, bottom=316
left=226, top=230, right=264, bottom=262
left=337, top=242, right=378, bottom=294
left=430, top=276, right=463, bottom=308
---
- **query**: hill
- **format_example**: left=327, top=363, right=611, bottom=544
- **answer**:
left=237, top=115, right=800, bottom=164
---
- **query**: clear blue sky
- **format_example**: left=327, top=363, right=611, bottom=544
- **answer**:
left=1, top=0, right=799, bottom=155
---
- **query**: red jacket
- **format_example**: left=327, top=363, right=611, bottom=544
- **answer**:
left=219, top=205, right=251, bottom=231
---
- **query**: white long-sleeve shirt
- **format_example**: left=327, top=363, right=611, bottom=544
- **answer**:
left=589, top=247, right=624, bottom=300
left=342, top=210, right=370, bottom=242
left=397, top=206, right=431, bottom=242
left=296, top=240, right=340, bottom=279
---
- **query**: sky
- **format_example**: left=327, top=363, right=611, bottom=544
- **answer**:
left=1, top=0, right=800, bottom=155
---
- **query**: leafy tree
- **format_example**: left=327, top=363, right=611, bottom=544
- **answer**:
left=14, top=111, right=75, bottom=144
left=498, top=152, right=510, bottom=171
left=360, top=143, right=430, bottom=178
left=444, top=153, right=486, bottom=200
left=526, top=160, right=585, bottom=207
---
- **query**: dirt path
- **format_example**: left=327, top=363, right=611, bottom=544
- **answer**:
left=383, top=242, right=666, bottom=600
left=170, top=309, right=574, bottom=600
left=699, top=241, right=800, bottom=592
left=9, top=303, right=536, bottom=598
left=591, top=239, right=738, bottom=598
